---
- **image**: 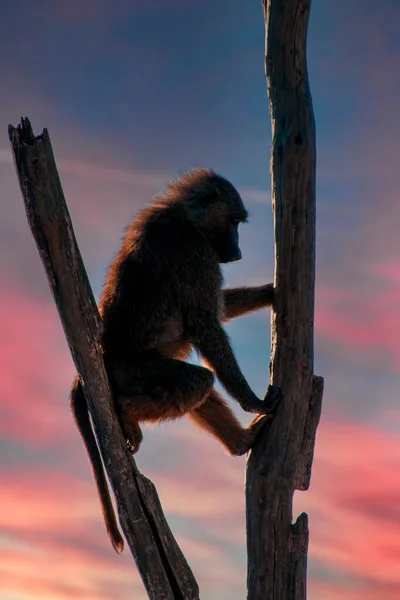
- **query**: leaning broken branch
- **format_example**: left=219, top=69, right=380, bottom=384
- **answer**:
left=246, top=1, right=323, bottom=599
left=9, top=118, right=199, bottom=600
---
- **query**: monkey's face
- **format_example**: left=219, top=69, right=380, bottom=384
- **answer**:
left=200, top=186, right=247, bottom=264
left=211, top=219, right=242, bottom=263
left=202, top=194, right=248, bottom=263
left=208, top=182, right=247, bottom=264
left=175, top=168, right=248, bottom=263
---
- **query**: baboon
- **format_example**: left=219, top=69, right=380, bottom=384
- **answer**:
left=70, top=168, right=280, bottom=553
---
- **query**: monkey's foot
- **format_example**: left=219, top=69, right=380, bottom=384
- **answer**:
left=127, top=439, right=140, bottom=454
left=123, top=420, right=143, bottom=454
left=231, top=415, right=270, bottom=456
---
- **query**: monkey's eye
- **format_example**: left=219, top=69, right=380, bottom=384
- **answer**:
left=231, top=218, right=240, bottom=226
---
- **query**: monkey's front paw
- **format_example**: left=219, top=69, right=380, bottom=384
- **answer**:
left=242, top=398, right=269, bottom=414
left=263, top=385, right=282, bottom=415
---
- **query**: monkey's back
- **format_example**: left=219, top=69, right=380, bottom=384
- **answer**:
left=99, top=203, right=223, bottom=364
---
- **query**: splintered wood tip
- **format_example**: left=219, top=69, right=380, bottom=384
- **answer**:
left=8, top=117, right=43, bottom=146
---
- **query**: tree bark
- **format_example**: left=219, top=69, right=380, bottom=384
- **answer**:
left=245, top=1, right=323, bottom=599
left=8, top=118, right=199, bottom=600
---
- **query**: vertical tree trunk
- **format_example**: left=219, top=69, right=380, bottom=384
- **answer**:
left=246, top=1, right=323, bottom=599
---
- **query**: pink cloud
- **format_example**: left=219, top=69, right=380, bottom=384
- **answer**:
left=0, top=281, right=74, bottom=446
left=315, top=263, right=400, bottom=369
left=0, top=445, right=247, bottom=599
left=0, top=467, right=102, bottom=539
left=129, top=414, right=400, bottom=599
left=309, top=580, right=400, bottom=600
left=0, top=465, right=144, bottom=600
left=2, top=415, right=400, bottom=600
left=296, top=420, right=400, bottom=591
left=144, top=418, right=400, bottom=597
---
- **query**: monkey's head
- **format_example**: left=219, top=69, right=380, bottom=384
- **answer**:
left=168, top=168, right=248, bottom=263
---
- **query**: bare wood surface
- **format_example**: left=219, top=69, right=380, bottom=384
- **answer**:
left=246, top=0, right=323, bottom=599
left=294, top=376, right=324, bottom=491
left=8, top=118, right=199, bottom=600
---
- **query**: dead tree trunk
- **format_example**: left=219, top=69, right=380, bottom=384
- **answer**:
left=8, top=118, right=199, bottom=600
left=246, top=1, right=323, bottom=599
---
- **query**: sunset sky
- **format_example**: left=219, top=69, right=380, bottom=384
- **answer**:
left=1, top=1, right=400, bottom=599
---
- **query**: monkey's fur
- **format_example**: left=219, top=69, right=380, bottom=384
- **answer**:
left=70, top=168, right=279, bottom=553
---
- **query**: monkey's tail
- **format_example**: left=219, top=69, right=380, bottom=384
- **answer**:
left=69, top=375, right=124, bottom=554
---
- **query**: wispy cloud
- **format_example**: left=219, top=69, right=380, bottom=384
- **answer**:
left=0, top=147, right=167, bottom=188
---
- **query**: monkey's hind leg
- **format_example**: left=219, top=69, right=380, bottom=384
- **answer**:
left=188, top=389, right=269, bottom=456
left=112, top=356, right=215, bottom=451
